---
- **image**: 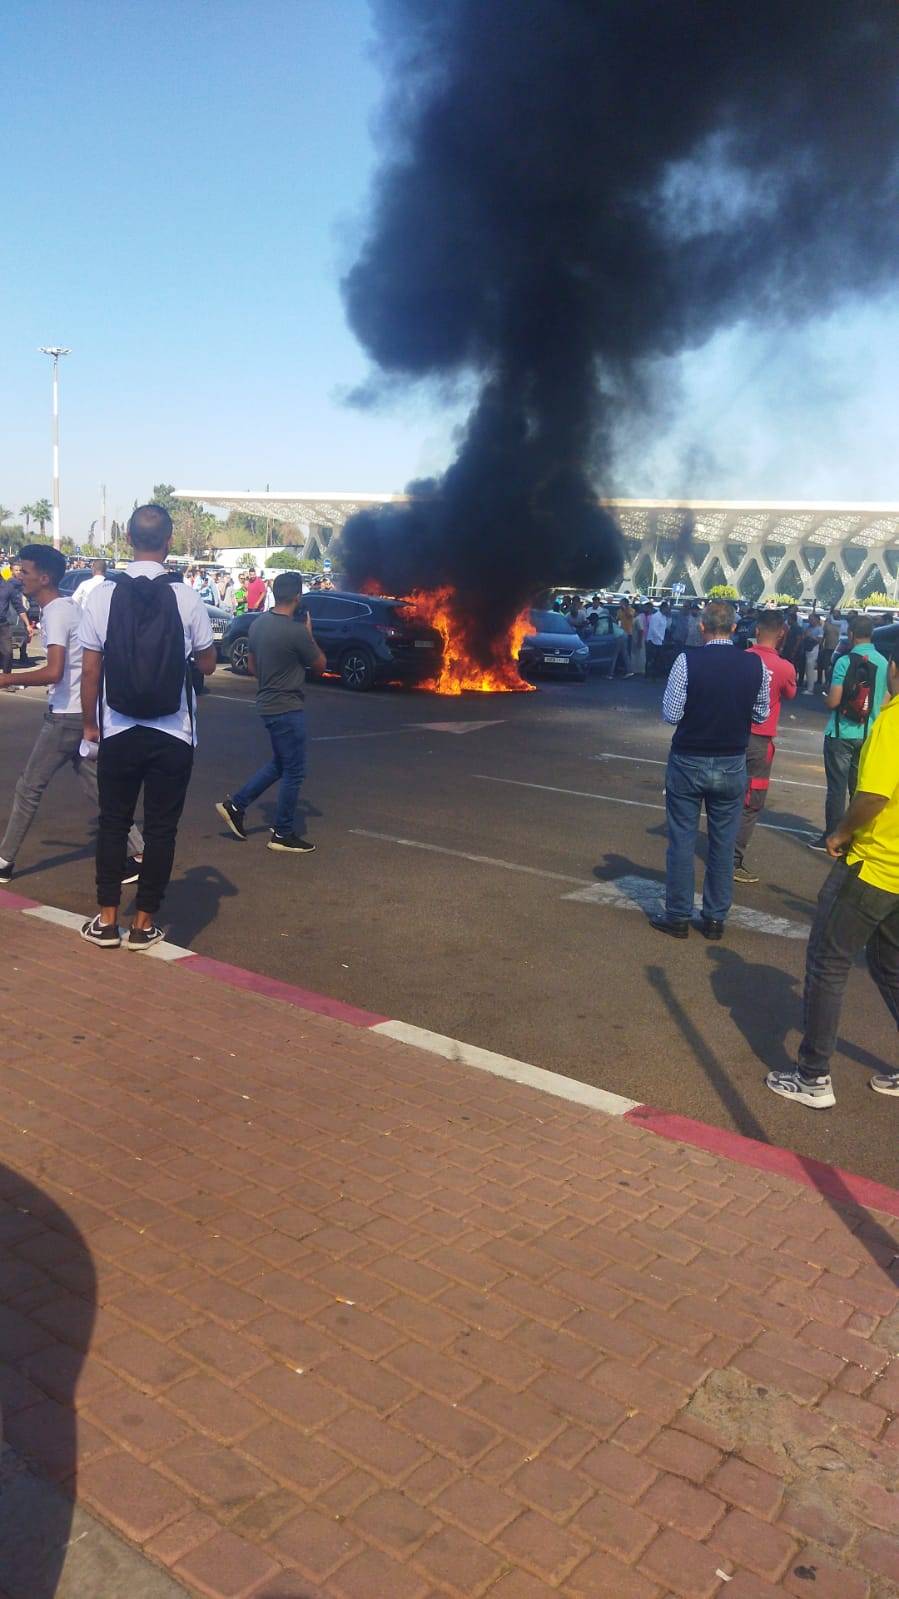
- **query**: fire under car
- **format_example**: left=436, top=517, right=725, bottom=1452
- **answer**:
left=222, top=588, right=445, bottom=690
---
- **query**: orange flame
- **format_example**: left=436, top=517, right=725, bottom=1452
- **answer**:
left=409, top=585, right=536, bottom=694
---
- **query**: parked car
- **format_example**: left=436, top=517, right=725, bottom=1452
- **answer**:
left=59, top=567, right=95, bottom=597
left=518, top=611, right=592, bottom=681
left=221, top=588, right=445, bottom=690
left=58, top=568, right=229, bottom=658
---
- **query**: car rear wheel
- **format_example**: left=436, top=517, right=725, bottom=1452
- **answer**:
left=339, top=647, right=375, bottom=691
left=230, top=636, right=251, bottom=675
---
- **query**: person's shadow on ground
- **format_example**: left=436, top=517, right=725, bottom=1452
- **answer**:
left=706, top=945, right=797, bottom=1074
left=0, top=1164, right=95, bottom=1597
left=153, top=863, right=238, bottom=947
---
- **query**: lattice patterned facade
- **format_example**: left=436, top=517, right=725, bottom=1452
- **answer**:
left=176, top=492, right=899, bottom=602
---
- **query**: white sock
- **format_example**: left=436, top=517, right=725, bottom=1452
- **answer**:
left=0, top=856, right=10, bottom=870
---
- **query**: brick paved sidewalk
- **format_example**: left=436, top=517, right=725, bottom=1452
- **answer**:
left=1, top=907, right=898, bottom=1599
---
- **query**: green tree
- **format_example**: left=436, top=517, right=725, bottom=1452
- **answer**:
left=151, top=483, right=178, bottom=511
left=20, top=504, right=36, bottom=530
left=32, top=499, right=53, bottom=536
left=707, top=583, right=739, bottom=601
left=265, top=548, right=310, bottom=569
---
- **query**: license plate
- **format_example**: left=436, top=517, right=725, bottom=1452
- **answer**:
left=414, top=639, right=435, bottom=648
left=544, top=654, right=568, bottom=665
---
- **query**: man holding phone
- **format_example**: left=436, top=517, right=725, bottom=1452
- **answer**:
left=216, top=572, right=325, bottom=853
left=767, top=646, right=899, bottom=1107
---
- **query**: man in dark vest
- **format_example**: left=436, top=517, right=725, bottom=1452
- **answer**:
left=651, top=600, right=770, bottom=941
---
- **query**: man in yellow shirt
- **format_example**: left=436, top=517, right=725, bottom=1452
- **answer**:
left=767, top=649, right=899, bottom=1107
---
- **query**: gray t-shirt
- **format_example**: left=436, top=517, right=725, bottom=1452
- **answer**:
left=249, top=611, right=321, bottom=716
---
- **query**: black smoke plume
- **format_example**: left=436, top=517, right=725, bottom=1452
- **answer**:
left=340, top=0, right=898, bottom=660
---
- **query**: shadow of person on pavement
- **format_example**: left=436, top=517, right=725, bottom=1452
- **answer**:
left=645, top=962, right=899, bottom=1286
left=706, top=946, right=797, bottom=1074
left=154, top=862, right=238, bottom=947
left=0, top=1163, right=95, bottom=1598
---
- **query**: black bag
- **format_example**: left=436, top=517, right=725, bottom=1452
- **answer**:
left=836, top=651, right=877, bottom=732
left=103, top=572, right=187, bottom=720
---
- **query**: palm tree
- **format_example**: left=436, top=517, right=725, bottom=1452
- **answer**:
left=32, top=499, right=53, bottom=537
left=0, top=506, right=13, bottom=530
left=19, top=504, right=35, bottom=530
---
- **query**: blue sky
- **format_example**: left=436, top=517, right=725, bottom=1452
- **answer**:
left=3, top=0, right=897, bottom=537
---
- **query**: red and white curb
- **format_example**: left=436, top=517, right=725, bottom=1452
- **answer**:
left=4, top=888, right=899, bottom=1221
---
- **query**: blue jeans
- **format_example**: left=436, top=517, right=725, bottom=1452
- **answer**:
left=665, top=751, right=747, bottom=922
left=233, top=711, right=307, bottom=837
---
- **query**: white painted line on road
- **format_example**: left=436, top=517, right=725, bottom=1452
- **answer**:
left=474, top=774, right=666, bottom=812
left=563, top=876, right=808, bottom=939
left=413, top=721, right=507, bottom=735
left=349, top=830, right=586, bottom=885
left=371, top=1019, right=639, bottom=1116
left=590, top=753, right=825, bottom=790
left=473, top=774, right=817, bottom=838
left=351, top=832, right=809, bottom=939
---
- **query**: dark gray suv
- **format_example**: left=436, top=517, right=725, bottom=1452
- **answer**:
left=222, top=589, right=445, bottom=690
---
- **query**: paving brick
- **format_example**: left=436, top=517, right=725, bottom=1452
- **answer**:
left=572, top=1487, right=659, bottom=1561
left=858, top=1529, right=899, bottom=1583
left=818, top=1388, right=888, bottom=1437
left=448, top=1328, right=541, bottom=1389
left=351, top=1487, right=437, bottom=1551
left=245, top=1310, right=333, bottom=1367
left=496, top=1508, right=589, bottom=1584
left=709, top=1457, right=784, bottom=1520
left=639, top=1527, right=726, bottom=1598
left=732, top=1349, right=826, bottom=1406
left=484, top=1572, right=559, bottom=1599
left=164, top=1373, right=265, bottom=1442
left=590, top=1358, right=689, bottom=1423
left=643, top=1428, right=722, bottom=1484
left=385, top=1340, right=482, bottom=1401
left=414, top=1523, right=507, bottom=1595
left=530, top=1370, right=626, bottom=1434
left=78, top=1450, right=190, bottom=1541
left=157, top=1435, right=275, bottom=1515
left=84, top=1381, right=189, bottom=1460
left=171, top=1323, right=268, bottom=1386
left=712, top=1508, right=798, bottom=1580
left=328, top=1405, right=431, bottom=1478
left=331, top=1545, right=432, bottom=1598
left=394, top=1392, right=497, bottom=1463
left=777, top=1496, right=852, bottom=1552
left=437, top=1284, right=522, bottom=1334
left=4, top=1398, right=111, bottom=1481
left=511, top=1457, right=593, bottom=1520
left=144, top=1509, right=221, bottom=1566
left=578, top=1439, right=657, bottom=1502
left=240, top=1418, right=347, bottom=1491
left=270, top=1506, right=362, bottom=1579
left=98, top=1328, right=195, bottom=1392
left=18, top=1341, right=117, bottom=1407
left=464, top=1379, right=565, bottom=1448
left=175, top=1530, right=282, bottom=1598
left=566, top=1549, right=663, bottom=1598
left=784, top=1554, right=870, bottom=1598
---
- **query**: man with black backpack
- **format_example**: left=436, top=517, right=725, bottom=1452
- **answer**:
left=808, top=615, right=889, bottom=854
left=78, top=504, right=217, bottom=949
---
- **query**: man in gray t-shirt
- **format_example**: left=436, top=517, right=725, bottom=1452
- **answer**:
left=216, top=572, right=326, bottom=854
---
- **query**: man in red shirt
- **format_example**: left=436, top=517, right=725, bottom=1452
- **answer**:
left=245, top=569, right=267, bottom=613
left=733, top=610, right=797, bottom=884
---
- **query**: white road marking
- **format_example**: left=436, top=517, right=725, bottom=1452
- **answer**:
left=350, top=830, right=586, bottom=884
left=590, top=753, right=825, bottom=790
left=413, top=720, right=507, bottom=735
left=23, top=904, right=85, bottom=931
left=563, top=876, right=808, bottom=939
left=351, top=832, right=809, bottom=939
left=473, top=774, right=817, bottom=837
left=372, top=1019, right=639, bottom=1115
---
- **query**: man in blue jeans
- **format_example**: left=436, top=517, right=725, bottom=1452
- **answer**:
left=217, top=572, right=326, bottom=853
left=651, top=600, right=770, bottom=941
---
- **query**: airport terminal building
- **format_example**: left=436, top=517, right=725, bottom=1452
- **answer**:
left=175, top=491, right=899, bottom=604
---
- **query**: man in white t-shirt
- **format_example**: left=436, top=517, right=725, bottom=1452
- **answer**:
left=72, top=558, right=110, bottom=609
left=78, top=503, right=216, bottom=950
left=0, top=546, right=143, bottom=883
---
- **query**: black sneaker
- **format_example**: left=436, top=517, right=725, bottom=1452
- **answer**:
left=649, top=915, right=689, bottom=939
left=267, top=833, right=316, bottom=854
left=807, top=836, right=829, bottom=854
left=0, top=862, right=13, bottom=884
left=80, top=915, right=121, bottom=949
left=121, top=857, right=142, bottom=886
left=216, top=798, right=247, bottom=841
left=127, top=924, right=165, bottom=952
left=698, top=917, right=725, bottom=941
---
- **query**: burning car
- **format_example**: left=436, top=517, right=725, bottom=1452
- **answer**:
left=222, top=589, right=444, bottom=690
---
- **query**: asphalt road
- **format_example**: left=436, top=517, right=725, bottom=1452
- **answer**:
left=1, top=660, right=897, bottom=1188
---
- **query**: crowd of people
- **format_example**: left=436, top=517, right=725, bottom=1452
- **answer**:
left=1, top=538, right=897, bottom=1113
left=649, top=597, right=899, bottom=1112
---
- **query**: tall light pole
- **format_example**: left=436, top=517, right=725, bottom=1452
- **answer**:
left=38, top=346, right=70, bottom=550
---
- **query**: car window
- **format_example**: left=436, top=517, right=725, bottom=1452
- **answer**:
left=303, top=595, right=326, bottom=618
left=316, top=598, right=365, bottom=620
left=531, top=611, right=576, bottom=634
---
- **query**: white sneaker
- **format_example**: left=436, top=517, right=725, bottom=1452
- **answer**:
left=765, top=1068, right=835, bottom=1109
